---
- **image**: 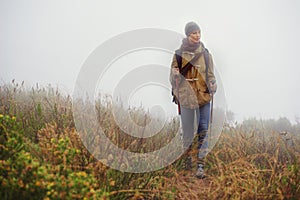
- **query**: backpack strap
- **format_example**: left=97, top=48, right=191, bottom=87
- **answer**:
left=175, top=49, right=182, bottom=70
left=172, top=49, right=182, bottom=109
left=203, top=48, right=210, bottom=92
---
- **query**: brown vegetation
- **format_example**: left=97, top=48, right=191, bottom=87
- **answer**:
left=0, top=81, right=299, bottom=199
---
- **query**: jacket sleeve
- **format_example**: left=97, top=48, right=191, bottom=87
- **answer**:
left=207, top=53, right=216, bottom=84
left=169, top=54, right=179, bottom=86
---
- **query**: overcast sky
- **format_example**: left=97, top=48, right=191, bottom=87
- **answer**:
left=1, top=0, right=300, bottom=123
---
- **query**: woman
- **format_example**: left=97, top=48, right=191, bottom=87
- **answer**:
left=170, top=21, right=217, bottom=178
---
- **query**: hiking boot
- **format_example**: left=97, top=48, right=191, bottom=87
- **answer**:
left=195, top=164, right=205, bottom=179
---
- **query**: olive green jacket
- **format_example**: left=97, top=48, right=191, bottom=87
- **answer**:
left=170, top=44, right=216, bottom=109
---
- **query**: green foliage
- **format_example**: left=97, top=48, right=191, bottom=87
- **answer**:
left=0, top=114, right=106, bottom=200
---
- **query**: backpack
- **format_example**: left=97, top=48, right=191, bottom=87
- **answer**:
left=172, top=48, right=210, bottom=112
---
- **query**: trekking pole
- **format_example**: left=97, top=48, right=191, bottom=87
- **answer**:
left=175, top=76, right=181, bottom=115
left=210, top=92, right=214, bottom=124
left=209, top=92, right=214, bottom=135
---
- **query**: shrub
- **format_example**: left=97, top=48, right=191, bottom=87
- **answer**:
left=0, top=114, right=106, bottom=200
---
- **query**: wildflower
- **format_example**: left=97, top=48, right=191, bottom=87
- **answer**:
left=18, top=180, right=24, bottom=188
left=35, top=181, right=41, bottom=187
left=0, top=114, right=3, bottom=118
left=109, top=180, right=115, bottom=186
left=44, top=197, right=50, bottom=200
left=58, top=138, right=65, bottom=144
left=24, top=153, right=31, bottom=160
left=83, top=181, right=89, bottom=186
left=47, top=182, right=55, bottom=189
left=2, top=180, right=7, bottom=186
left=77, top=171, right=87, bottom=178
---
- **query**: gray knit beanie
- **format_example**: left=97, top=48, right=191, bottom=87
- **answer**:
left=185, top=21, right=200, bottom=36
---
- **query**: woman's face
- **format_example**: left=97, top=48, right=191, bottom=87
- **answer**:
left=188, top=30, right=201, bottom=44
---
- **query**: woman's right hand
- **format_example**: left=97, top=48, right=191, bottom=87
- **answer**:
left=172, top=68, right=180, bottom=76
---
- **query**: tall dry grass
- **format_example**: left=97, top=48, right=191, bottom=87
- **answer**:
left=0, top=81, right=299, bottom=199
left=172, top=125, right=300, bottom=199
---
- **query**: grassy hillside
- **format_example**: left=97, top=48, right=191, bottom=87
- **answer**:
left=0, top=82, right=299, bottom=199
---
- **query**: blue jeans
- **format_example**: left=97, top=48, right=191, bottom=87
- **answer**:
left=180, top=103, right=210, bottom=158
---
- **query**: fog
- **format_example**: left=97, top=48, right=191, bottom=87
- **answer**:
left=1, top=0, right=300, bottom=123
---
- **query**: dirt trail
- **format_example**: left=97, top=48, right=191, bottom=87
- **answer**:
left=174, top=171, right=213, bottom=200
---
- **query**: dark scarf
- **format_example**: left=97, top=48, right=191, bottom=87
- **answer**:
left=180, top=38, right=202, bottom=52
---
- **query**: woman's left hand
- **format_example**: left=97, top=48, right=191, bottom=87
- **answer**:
left=209, top=82, right=217, bottom=93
